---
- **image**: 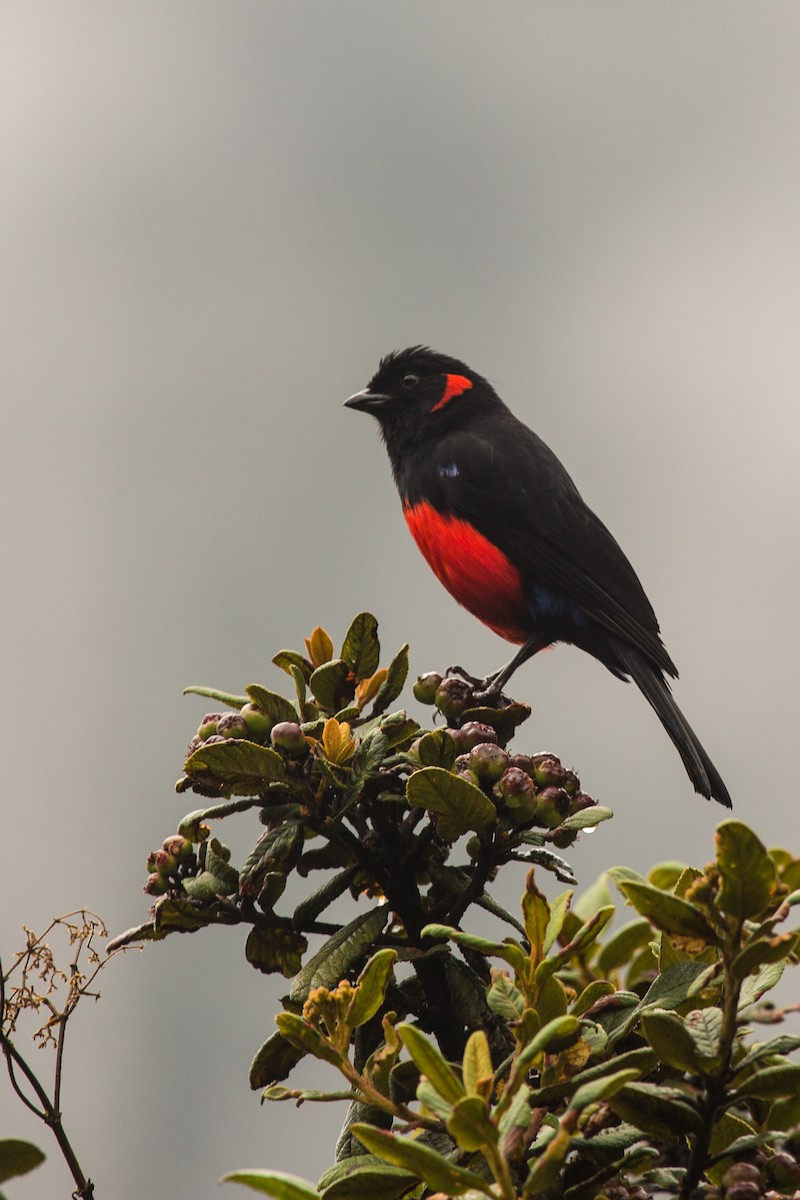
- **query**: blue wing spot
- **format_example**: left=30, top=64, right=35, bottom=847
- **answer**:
left=529, top=584, right=590, bottom=628
left=437, top=462, right=459, bottom=478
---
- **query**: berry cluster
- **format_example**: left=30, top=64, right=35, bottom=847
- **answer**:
left=144, top=834, right=198, bottom=896
left=412, top=672, right=597, bottom=847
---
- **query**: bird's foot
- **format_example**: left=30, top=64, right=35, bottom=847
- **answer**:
left=444, top=663, right=484, bottom=687
left=445, top=664, right=504, bottom=705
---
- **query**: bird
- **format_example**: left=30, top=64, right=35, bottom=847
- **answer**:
left=344, top=345, right=731, bottom=807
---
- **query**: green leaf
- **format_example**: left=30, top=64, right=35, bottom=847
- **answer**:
left=557, top=805, right=613, bottom=832
left=498, top=1081, right=533, bottom=1139
left=738, top=957, right=786, bottom=1008
left=573, top=872, right=613, bottom=921
left=446, top=1094, right=497, bottom=1151
left=514, top=1016, right=581, bottom=1077
left=416, top=1079, right=454, bottom=1120
left=415, top=729, right=457, bottom=769
left=707, top=1111, right=757, bottom=1178
left=309, top=660, right=353, bottom=712
left=732, top=1061, right=800, bottom=1100
left=272, top=650, right=314, bottom=683
left=616, top=880, right=718, bottom=943
left=640, top=1009, right=710, bottom=1074
left=609, top=960, right=714, bottom=1043
left=487, top=971, right=525, bottom=1021
left=185, top=740, right=286, bottom=795
left=462, top=1030, right=493, bottom=1096
left=275, top=1013, right=343, bottom=1066
left=523, top=1125, right=573, bottom=1196
left=732, top=932, right=798, bottom=980
left=543, top=889, right=573, bottom=956
left=407, top=767, right=496, bottom=836
left=246, top=685, right=299, bottom=724
left=570, top=1067, right=644, bottom=1112
left=246, top=923, right=307, bottom=978
left=370, top=644, right=409, bottom=716
left=609, top=1082, right=704, bottom=1140
left=346, top=949, right=397, bottom=1028
left=398, top=1023, right=465, bottom=1104
left=571, top=980, right=615, bottom=1016
left=240, top=823, right=303, bottom=897
left=716, top=820, right=777, bottom=920
left=683, top=1007, right=723, bottom=1063
left=523, top=878, right=551, bottom=963
left=220, top=1168, right=319, bottom=1198
left=249, top=1030, right=306, bottom=1089
left=0, top=1140, right=45, bottom=1184
left=351, top=1126, right=490, bottom=1196
left=288, top=908, right=388, bottom=1003
left=597, top=919, right=653, bottom=974
left=421, top=924, right=528, bottom=976
left=341, top=613, right=381, bottom=679
left=733, top=1034, right=800, bottom=1076
left=293, top=868, right=359, bottom=927
left=317, top=1155, right=417, bottom=1199
left=183, top=684, right=248, bottom=708
left=153, top=896, right=218, bottom=930
left=648, top=861, right=690, bottom=890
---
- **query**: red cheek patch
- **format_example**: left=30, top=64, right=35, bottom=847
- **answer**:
left=431, top=374, right=473, bottom=413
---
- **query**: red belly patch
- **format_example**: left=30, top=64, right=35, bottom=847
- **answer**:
left=403, top=501, right=528, bottom=644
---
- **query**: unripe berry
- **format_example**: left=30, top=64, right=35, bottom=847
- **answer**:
left=532, top=755, right=567, bottom=788
left=569, top=791, right=596, bottom=816
left=497, top=767, right=537, bottom=819
left=413, top=672, right=443, bottom=704
left=766, top=1151, right=800, bottom=1190
left=270, top=721, right=308, bottom=756
left=507, top=754, right=536, bottom=778
left=198, top=712, right=224, bottom=740
left=535, top=786, right=571, bottom=828
left=457, top=721, right=498, bottom=751
left=562, top=769, right=580, bottom=795
left=468, top=742, right=509, bottom=785
left=216, top=712, right=248, bottom=739
left=240, top=702, right=274, bottom=741
left=433, top=677, right=472, bottom=720
left=144, top=873, right=169, bottom=896
left=162, top=834, right=194, bottom=862
left=153, top=848, right=177, bottom=876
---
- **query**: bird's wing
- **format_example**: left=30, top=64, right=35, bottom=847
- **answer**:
left=439, top=421, right=677, bottom=676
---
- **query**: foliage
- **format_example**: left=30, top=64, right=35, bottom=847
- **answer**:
left=109, top=614, right=800, bottom=1199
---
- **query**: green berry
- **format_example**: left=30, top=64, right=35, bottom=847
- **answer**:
left=270, top=721, right=308, bottom=756
left=535, top=786, right=571, bottom=829
left=468, top=742, right=509, bottom=785
left=532, top=755, right=567, bottom=788
left=240, top=702, right=274, bottom=741
left=413, top=672, right=443, bottom=704
left=433, top=677, right=472, bottom=720
left=458, top=721, right=498, bottom=751
left=216, top=712, right=248, bottom=739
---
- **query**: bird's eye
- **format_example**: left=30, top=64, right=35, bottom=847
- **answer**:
left=401, top=373, right=419, bottom=390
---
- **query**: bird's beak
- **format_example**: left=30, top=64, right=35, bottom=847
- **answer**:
left=343, top=388, right=390, bottom=414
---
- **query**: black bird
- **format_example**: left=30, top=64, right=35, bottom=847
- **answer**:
left=345, top=346, right=731, bottom=807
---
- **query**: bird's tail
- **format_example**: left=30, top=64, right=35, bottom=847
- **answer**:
left=609, top=639, right=732, bottom=808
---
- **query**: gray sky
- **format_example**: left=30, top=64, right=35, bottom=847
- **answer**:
left=2, top=4, right=799, bottom=1197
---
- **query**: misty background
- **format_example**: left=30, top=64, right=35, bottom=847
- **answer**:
left=2, top=4, right=799, bottom=1197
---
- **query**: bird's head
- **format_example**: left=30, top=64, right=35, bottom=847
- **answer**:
left=344, top=346, right=499, bottom=455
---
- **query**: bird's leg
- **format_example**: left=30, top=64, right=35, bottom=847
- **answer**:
left=448, top=635, right=553, bottom=702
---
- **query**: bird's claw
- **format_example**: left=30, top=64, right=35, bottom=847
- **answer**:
left=445, top=665, right=505, bottom=705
